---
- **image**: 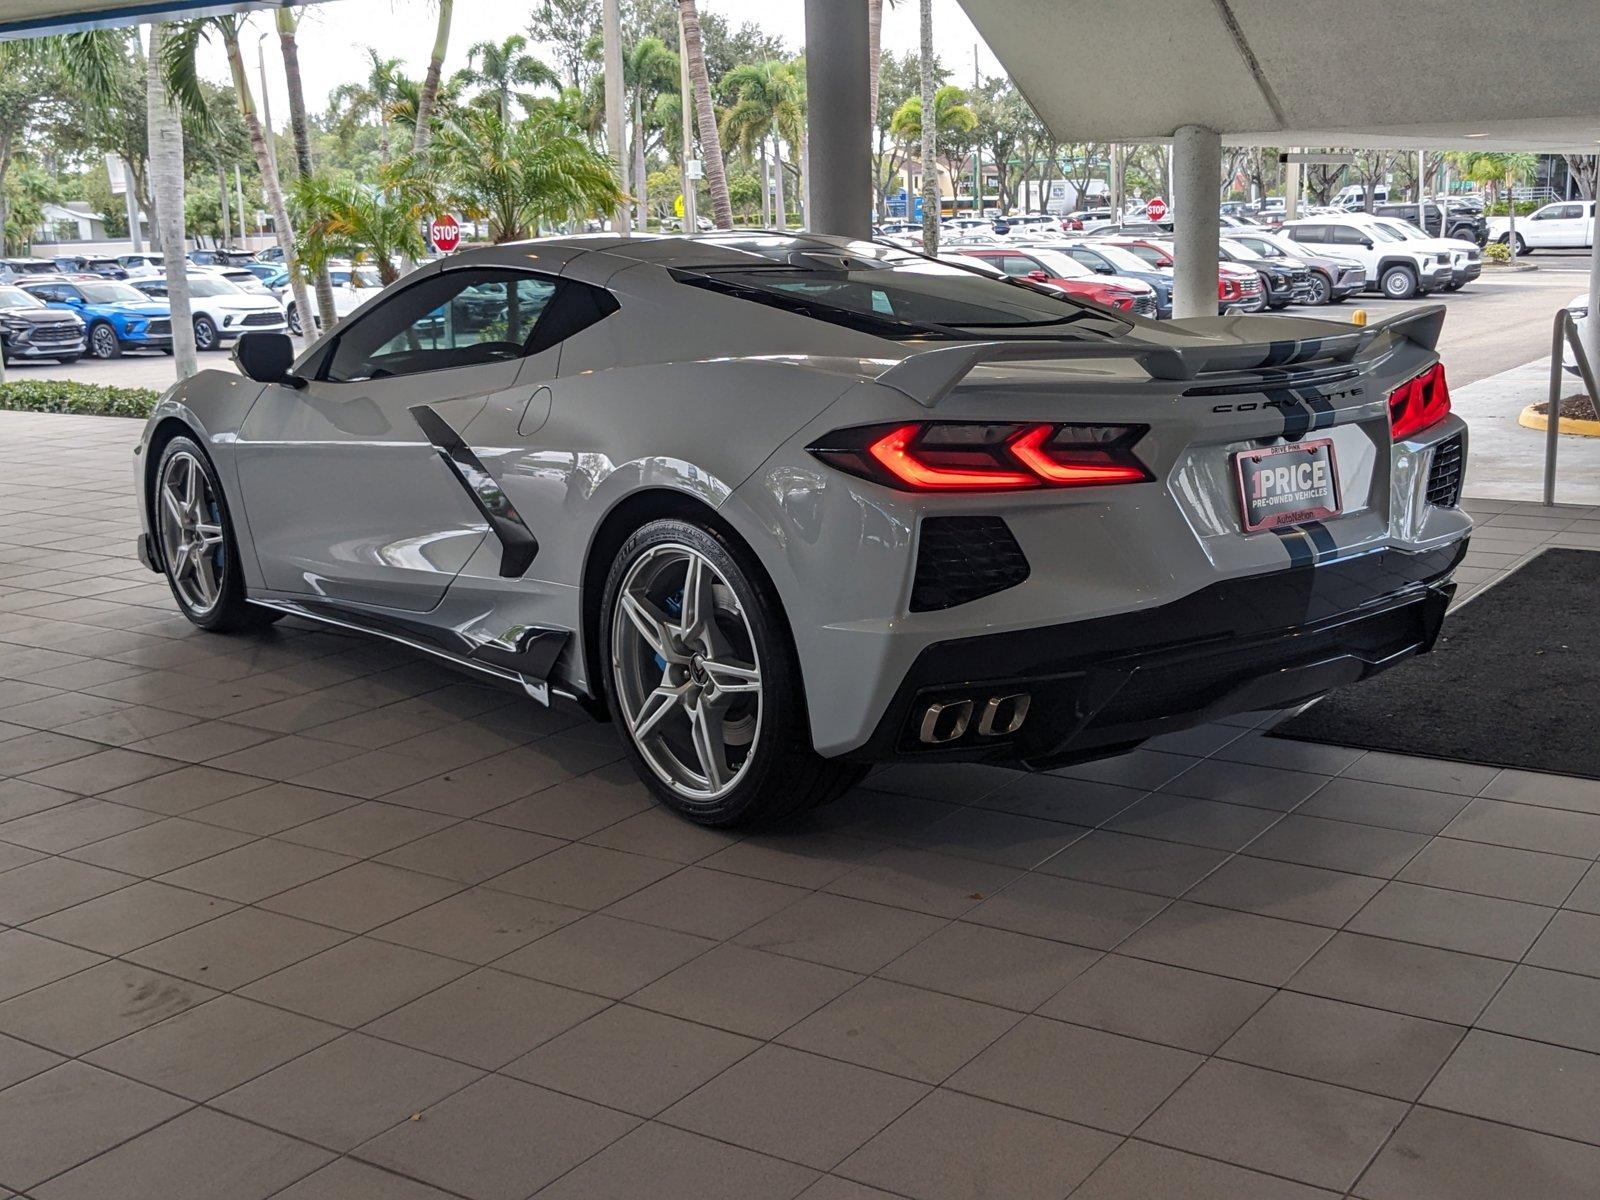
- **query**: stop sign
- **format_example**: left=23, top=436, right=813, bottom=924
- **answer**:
left=430, top=213, right=461, bottom=253
left=1146, top=196, right=1168, bottom=222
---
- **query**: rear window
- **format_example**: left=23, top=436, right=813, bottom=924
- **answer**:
left=673, top=255, right=1130, bottom=339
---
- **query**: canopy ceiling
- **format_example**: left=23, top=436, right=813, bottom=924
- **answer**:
left=0, top=0, right=306, bottom=39
left=959, top=0, right=1600, bottom=152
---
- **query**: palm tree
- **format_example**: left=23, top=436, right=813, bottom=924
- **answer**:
left=625, top=37, right=680, bottom=230
left=412, top=0, right=454, bottom=155
left=1464, top=151, right=1538, bottom=261
left=145, top=24, right=197, bottom=379
left=329, top=48, right=406, bottom=162
left=164, top=16, right=314, bottom=346
left=721, top=60, right=803, bottom=231
left=676, top=0, right=732, bottom=229
left=409, top=105, right=623, bottom=242
left=275, top=7, right=336, bottom=333
left=390, top=71, right=464, bottom=143
left=917, top=0, right=938, bottom=252
left=892, top=83, right=976, bottom=245
left=292, top=172, right=427, bottom=288
left=463, top=33, right=559, bottom=121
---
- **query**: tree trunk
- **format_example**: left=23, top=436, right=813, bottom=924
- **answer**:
left=868, top=0, right=883, bottom=156
left=277, top=9, right=338, bottom=333
left=633, top=90, right=648, bottom=229
left=772, top=132, right=786, bottom=230
left=146, top=23, right=197, bottom=380
left=223, top=27, right=314, bottom=346
left=677, top=0, right=732, bottom=229
left=918, top=0, right=939, bottom=253
left=412, top=0, right=452, bottom=154
left=758, top=141, right=770, bottom=226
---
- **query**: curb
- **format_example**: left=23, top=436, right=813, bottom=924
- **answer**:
left=1519, top=403, right=1600, bottom=438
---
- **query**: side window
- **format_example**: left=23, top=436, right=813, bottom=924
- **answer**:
left=325, top=269, right=558, bottom=382
left=998, top=255, right=1042, bottom=276
left=1330, top=226, right=1367, bottom=245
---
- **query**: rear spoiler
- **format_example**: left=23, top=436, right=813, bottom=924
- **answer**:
left=875, top=304, right=1446, bottom=407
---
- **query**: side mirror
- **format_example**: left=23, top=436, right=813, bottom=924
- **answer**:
left=1095, top=265, right=1114, bottom=274
left=1361, top=238, right=1374, bottom=249
left=1026, top=269, right=1050, bottom=282
left=232, top=332, right=303, bottom=387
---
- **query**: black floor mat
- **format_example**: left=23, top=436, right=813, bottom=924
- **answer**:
left=1270, top=548, right=1600, bottom=780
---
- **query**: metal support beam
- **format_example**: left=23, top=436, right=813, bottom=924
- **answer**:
left=1587, top=215, right=1600, bottom=375
left=804, top=0, right=871, bottom=238
left=1172, top=124, right=1222, bottom=320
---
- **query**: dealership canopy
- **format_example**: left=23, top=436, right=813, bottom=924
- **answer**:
left=0, top=0, right=317, bottom=39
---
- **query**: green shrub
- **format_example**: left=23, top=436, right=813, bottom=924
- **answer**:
left=1482, top=240, right=1511, bottom=263
left=0, top=380, right=159, bottom=418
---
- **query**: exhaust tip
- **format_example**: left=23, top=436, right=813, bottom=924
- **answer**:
left=979, top=693, right=1031, bottom=737
left=919, top=699, right=973, bottom=744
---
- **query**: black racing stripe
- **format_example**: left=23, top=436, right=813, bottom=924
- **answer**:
left=1271, top=527, right=1316, bottom=567
left=1302, top=520, right=1340, bottom=561
left=1266, top=387, right=1312, bottom=439
left=1295, top=386, right=1337, bottom=431
left=1259, top=340, right=1300, bottom=368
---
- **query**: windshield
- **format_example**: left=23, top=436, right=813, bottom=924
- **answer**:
left=1376, top=218, right=1426, bottom=241
left=675, top=245, right=1131, bottom=338
left=1023, top=249, right=1092, bottom=279
left=332, top=268, right=381, bottom=288
left=1360, top=222, right=1406, bottom=243
left=79, top=282, right=148, bottom=304
left=0, top=286, right=40, bottom=308
left=1228, top=238, right=1283, bottom=258
left=187, top=276, right=243, bottom=297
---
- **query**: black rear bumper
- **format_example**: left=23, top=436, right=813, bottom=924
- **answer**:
left=849, top=541, right=1466, bottom=769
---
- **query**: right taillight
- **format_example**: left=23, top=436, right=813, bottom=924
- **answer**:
left=1388, top=362, right=1451, bottom=441
left=808, top=421, right=1151, bottom=493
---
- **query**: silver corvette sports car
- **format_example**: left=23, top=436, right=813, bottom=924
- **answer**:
left=134, top=234, right=1470, bottom=825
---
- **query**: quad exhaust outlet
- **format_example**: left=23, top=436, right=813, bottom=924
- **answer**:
left=918, top=692, right=1031, bottom=744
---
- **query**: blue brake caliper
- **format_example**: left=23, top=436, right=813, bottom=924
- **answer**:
left=654, top=590, right=683, bottom=672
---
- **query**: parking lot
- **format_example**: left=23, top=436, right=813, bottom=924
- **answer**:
left=3, top=408, right=1600, bottom=1198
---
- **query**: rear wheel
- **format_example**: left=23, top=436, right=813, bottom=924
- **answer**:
left=1380, top=264, right=1419, bottom=299
left=600, top=518, right=863, bottom=826
left=153, top=436, right=277, bottom=633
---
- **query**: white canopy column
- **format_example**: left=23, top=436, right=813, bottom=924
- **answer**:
left=1172, top=124, right=1222, bottom=320
left=803, top=0, right=871, bottom=239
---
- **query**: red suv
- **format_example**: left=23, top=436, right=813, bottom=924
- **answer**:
left=1103, top=238, right=1264, bottom=314
left=952, top=246, right=1158, bottom=316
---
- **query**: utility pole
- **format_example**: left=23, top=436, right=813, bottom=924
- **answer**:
left=602, top=0, right=630, bottom=235
left=677, top=3, right=697, bottom=233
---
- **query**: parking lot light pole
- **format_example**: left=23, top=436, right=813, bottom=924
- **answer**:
left=1171, top=124, right=1221, bottom=320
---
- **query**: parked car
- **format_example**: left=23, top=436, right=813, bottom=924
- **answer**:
left=1333, top=184, right=1390, bottom=209
left=128, top=272, right=287, bottom=351
left=1222, top=229, right=1366, bottom=305
left=0, top=282, right=85, bottom=364
left=1278, top=216, right=1454, bottom=299
left=1488, top=200, right=1596, bottom=255
left=1064, top=207, right=1117, bottom=232
left=1217, top=239, right=1312, bottom=309
left=50, top=255, right=128, bottom=279
left=255, top=246, right=286, bottom=263
left=1087, top=221, right=1173, bottom=239
left=1374, top=202, right=1488, bottom=246
left=0, top=257, right=62, bottom=279
left=1364, top=217, right=1482, bottom=290
left=1055, top=240, right=1175, bottom=318
left=1103, top=237, right=1265, bottom=313
left=17, top=277, right=172, bottom=359
left=117, top=253, right=167, bottom=278
left=949, top=246, right=1159, bottom=316
left=286, top=264, right=385, bottom=334
left=189, top=248, right=262, bottom=268
left=131, top=232, right=1469, bottom=827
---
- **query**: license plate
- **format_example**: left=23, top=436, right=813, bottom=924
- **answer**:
left=1235, top=439, right=1341, bottom=532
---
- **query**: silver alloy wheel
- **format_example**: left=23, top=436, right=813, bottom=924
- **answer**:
left=90, top=325, right=118, bottom=358
left=156, top=451, right=226, bottom=615
left=611, top=542, right=763, bottom=802
left=287, top=304, right=302, bottom=336
left=194, top=316, right=216, bottom=351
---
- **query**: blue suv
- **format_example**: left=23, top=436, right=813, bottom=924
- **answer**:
left=19, top=278, right=173, bottom=359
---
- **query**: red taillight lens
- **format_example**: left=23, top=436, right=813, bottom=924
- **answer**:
left=810, top=422, right=1151, bottom=492
left=1388, top=362, right=1451, bottom=441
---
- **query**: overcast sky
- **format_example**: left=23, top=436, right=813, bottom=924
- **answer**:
left=195, top=0, right=1003, bottom=130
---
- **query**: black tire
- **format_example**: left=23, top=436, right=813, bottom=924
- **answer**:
left=162, top=347, right=174, bottom=356
left=88, top=322, right=122, bottom=360
left=151, top=435, right=278, bottom=633
left=599, top=517, right=865, bottom=827
left=1441, top=281, right=1462, bottom=292
left=193, top=314, right=220, bottom=352
left=1306, top=272, right=1332, bottom=305
left=286, top=303, right=302, bottom=337
left=54, top=354, right=81, bottom=364
left=1380, top=264, right=1419, bottom=299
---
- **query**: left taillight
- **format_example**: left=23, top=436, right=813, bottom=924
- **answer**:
left=1388, top=362, right=1451, bottom=441
left=807, top=421, right=1152, bottom=492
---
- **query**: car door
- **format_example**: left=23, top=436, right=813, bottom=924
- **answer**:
left=232, top=266, right=562, bottom=613
left=1525, top=203, right=1575, bottom=248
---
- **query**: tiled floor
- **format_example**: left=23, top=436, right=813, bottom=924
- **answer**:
left=2, top=408, right=1600, bottom=1199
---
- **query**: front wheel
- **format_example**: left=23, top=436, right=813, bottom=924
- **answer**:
left=1306, top=273, right=1332, bottom=305
left=1380, top=265, right=1419, bottom=299
left=600, top=518, right=863, bottom=826
left=152, top=436, right=277, bottom=632
left=193, top=315, right=220, bottom=352
left=89, top=323, right=122, bottom=360
left=286, top=303, right=302, bottom=337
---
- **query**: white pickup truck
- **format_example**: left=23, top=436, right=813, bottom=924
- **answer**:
left=1489, top=200, right=1596, bottom=255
